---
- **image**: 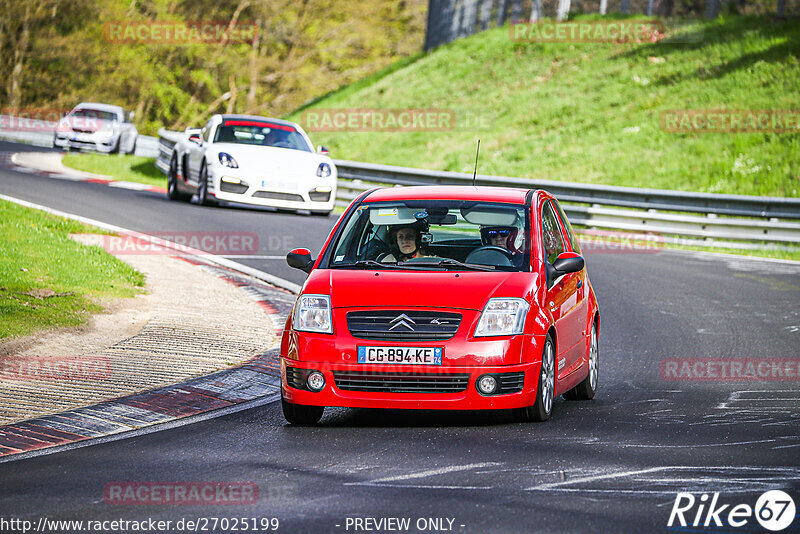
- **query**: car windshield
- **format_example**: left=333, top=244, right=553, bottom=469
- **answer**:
left=329, top=200, right=529, bottom=272
left=71, top=109, right=119, bottom=122
left=213, top=120, right=311, bottom=152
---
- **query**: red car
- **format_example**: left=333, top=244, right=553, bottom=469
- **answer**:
left=281, top=186, right=599, bottom=424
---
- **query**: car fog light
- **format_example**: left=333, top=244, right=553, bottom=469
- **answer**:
left=477, top=374, right=497, bottom=395
left=307, top=371, right=326, bottom=392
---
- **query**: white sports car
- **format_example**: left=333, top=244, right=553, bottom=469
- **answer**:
left=167, top=114, right=336, bottom=215
left=53, top=102, right=138, bottom=154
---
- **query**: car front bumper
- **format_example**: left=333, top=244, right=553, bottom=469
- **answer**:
left=281, top=358, right=541, bottom=410
left=207, top=167, right=336, bottom=211
left=54, top=132, right=118, bottom=152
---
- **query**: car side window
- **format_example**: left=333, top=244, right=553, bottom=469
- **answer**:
left=552, top=199, right=581, bottom=255
left=541, top=201, right=565, bottom=264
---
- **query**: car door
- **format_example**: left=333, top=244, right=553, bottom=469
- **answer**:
left=188, top=119, right=212, bottom=185
left=541, top=200, right=583, bottom=379
left=553, top=199, right=590, bottom=373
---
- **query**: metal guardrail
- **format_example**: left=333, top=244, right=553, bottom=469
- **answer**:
left=0, top=115, right=160, bottom=158
left=150, top=128, right=800, bottom=248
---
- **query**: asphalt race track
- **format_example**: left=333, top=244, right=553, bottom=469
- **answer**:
left=1, top=140, right=799, bottom=533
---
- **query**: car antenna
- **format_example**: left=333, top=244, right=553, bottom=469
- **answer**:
left=472, top=139, right=480, bottom=187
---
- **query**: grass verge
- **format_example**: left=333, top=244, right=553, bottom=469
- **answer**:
left=62, top=153, right=165, bottom=188
left=0, top=199, right=145, bottom=339
left=289, top=14, right=799, bottom=197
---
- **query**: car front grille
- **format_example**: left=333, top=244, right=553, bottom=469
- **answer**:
left=347, top=310, right=462, bottom=341
left=220, top=181, right=248, bottom=194
left=252, top=191, right=304, bottom=202
left=333, top=371, right=469, bottom=393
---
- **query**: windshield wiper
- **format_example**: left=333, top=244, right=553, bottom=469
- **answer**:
left=348, top=260, right=425, bottom=270
left=403, top=259, right=497, bottom=272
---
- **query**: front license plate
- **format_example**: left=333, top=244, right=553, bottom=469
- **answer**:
left=357, top=346, right=442, bottom=365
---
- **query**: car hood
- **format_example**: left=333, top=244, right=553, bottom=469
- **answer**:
left=303, top=269, right=539, bottom=311
left=61, top=117, right=118, bottom=133
left=211, top=143, right=331, bottom=177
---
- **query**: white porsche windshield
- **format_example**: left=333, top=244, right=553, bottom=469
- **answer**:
left=213, top=120, right=311, bottom=152
left=328, top=200, right=530, bottom=271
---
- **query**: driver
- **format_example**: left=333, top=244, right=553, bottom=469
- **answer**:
left=480, top=226, right=520, bottom=252
left=381, top=223, right=429, bottom=262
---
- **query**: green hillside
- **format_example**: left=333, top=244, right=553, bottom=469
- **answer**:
left=289, top=15, right=800, bottom=197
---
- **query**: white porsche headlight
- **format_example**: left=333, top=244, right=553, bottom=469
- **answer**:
left=474, top=298, right=528, bottom=337
left=218, top=152, right=239, bottom=168
left=293, top=294, right=332, bottom=333
left=316, top=163, right=331, bottom=178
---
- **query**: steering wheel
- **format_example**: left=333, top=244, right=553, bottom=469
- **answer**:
left=465, top=246, right=515, bottom=267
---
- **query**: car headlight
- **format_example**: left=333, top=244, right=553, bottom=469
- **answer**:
left=474, top=298, right=529, bottom=337
left=218, top=152, right=239, bottom=168
left=316, top=163, right=331, bottom=178
left=293, top=294, right=332, bottom=333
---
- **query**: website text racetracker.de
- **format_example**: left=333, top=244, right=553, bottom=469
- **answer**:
left=1, top=516, right=280, bottom=533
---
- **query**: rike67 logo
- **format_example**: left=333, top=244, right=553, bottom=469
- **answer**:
left=668, top=490, right=796, bottom=531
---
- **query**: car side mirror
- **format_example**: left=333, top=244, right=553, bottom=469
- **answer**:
left=287, top=248, right=315, bottom=273
left=552, top=252, right=584, bottom=275
left=317, top=145, right=329, bottom=155
left=128, top=111, right=135, bottom=121
left=185, top=128, right=202, bottom=143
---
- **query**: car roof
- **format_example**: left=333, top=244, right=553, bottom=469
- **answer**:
left=219, top=114, right=299, bottom=128
left=363, top=186, right=534, bottom=204
left=74, top=102, right=124, bottom=114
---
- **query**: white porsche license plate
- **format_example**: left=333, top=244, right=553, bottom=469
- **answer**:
left=357, top=346, right=442, bottom=365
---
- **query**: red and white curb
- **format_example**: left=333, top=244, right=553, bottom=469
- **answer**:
left=0, top=194, right=303, bottom=460
left=1, top=151, right=167, bottom=194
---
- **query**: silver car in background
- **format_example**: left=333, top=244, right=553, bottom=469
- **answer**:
left=53, top=103, right=138, bottom=154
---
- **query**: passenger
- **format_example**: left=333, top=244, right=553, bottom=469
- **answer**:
left=381, top=224, right=429, bottom=262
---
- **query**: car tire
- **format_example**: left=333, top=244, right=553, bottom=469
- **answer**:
left=311, top=210, right=332, bottom=217
left=167, top=153, right=190, bottom=202
left=197, top=162, right=216, bottom=207
left=111, top=137, right=120, bottom=154
left=563, top=322, right=598, bottom=401
left=281, top=395, right=324, bottom=425
left=128, top=138, right=137, bottom=155
left=518, top=334, right=555, bottom=422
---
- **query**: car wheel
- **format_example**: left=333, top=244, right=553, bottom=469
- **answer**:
left=167, top=153, right=189, bottom=201
left=518, top=334, right=555, bottom=422
left=564, top=322, right=598, bottom=401
left=197, top=163, right=216, bottom=206
left=311, top=210, right=332, bottom=217
left=111, top=136, right=120, bottom=154
left=281, top=395, right=324, bottom=425
left=128, top=138, right=137, bottom=155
